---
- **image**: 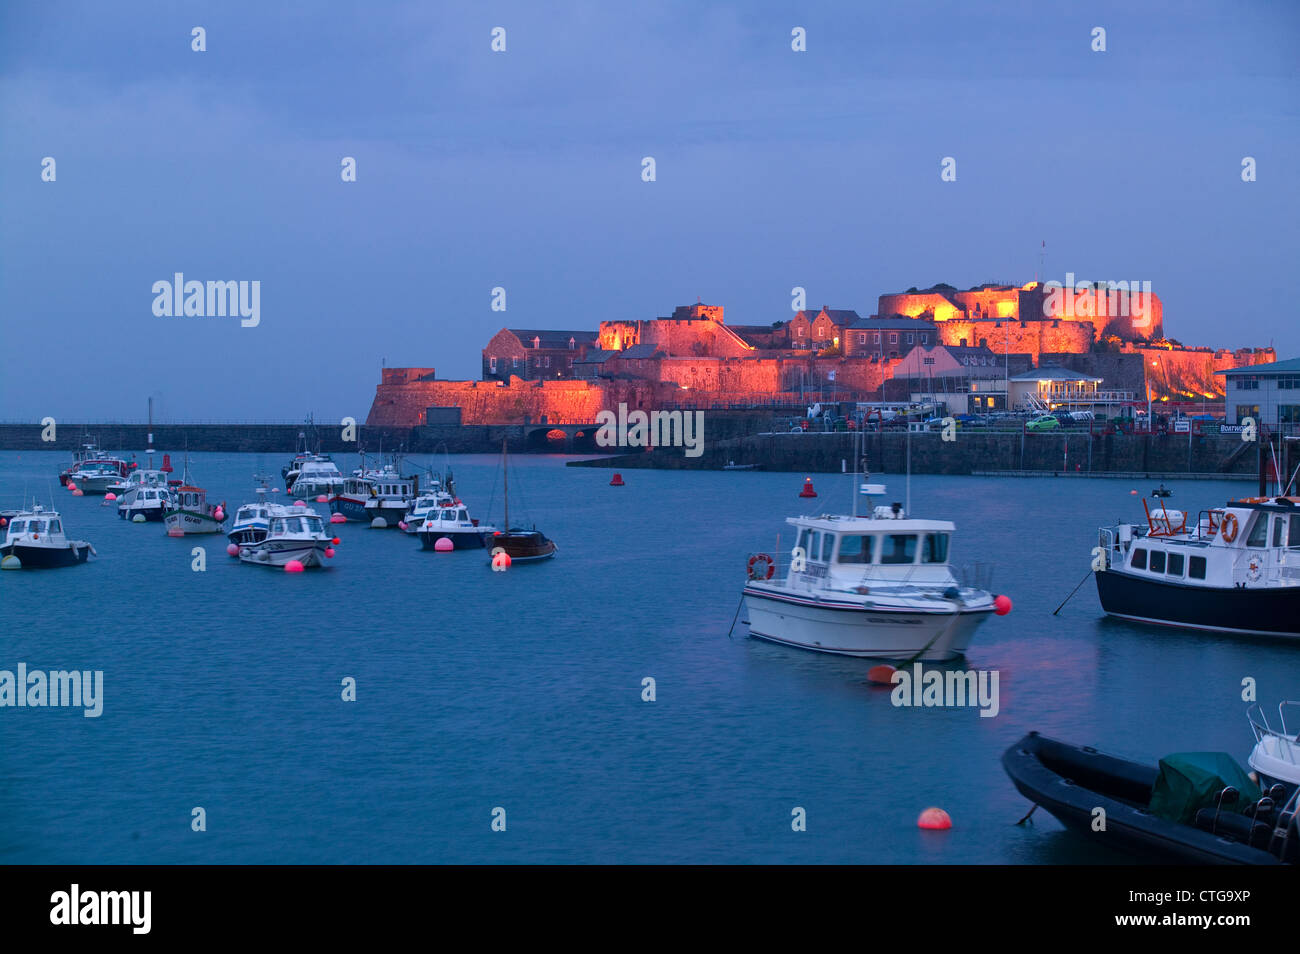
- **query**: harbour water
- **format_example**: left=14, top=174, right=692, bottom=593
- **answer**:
left=2, top=450, right=1296, bottom=864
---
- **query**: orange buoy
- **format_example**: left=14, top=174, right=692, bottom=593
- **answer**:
left=918, top=808, right=952, bottom=830
left=610, top=473, right=625, bottom=486
left=799, top=477, right=817, bottom=498
left=994, top=594, right=1012, bottom=616
left=1130, top=489, right=1138, bottom=495
left=867, top=664, right=897, bottom=685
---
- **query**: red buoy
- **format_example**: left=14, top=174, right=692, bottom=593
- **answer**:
left=161, top=454, right=173, bottom=473
left=918, top=808, right=952, bottom=830
left=610, top=473, right=625, bottom=486
left=994, top=594, right=1012, bottom=616
left=867, top=664, right=897, bottom=686
left=799, top=477, right=817, bottom=498
left=331, top=537, right=340, bottom=545
left=226, top=543, right=239, bottom=556
left=324, top=547, right=335, bottom=558
left=284, top=560, right=305, bottom=573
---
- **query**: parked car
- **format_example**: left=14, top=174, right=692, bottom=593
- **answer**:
left=1026, top=414, right=1060, bottom=432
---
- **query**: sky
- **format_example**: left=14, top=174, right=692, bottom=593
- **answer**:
left=1, top=0, right=1297, bottom=422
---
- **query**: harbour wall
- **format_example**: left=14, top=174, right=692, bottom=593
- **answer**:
left=567, top=430, right=1275, bottom=478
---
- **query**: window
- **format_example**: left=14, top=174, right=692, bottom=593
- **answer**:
left=806, top=530, right=822, bottom=561
left=889, top=332, right=898, bottom=344
left=858, top=334, right=865, bottom=344
left=545, top=356, right=550, bottom=367
left=1237, top=376, right=1259, bottom=390
left=1280, top=405, right=1300, bottom=424
left=512, top=357, right=519, bottom=369
left=837, top=534, right=875, bottom=564
left=1274, top=376, right=1300, bottom=389
left=1291, top=515, right=1300, bottom=549
left=1189, top=556, right=1207, bottom=579
left=569, top=337, right=576, bottom=350
left=1149, top=550, right=1166, bottom=573
left=8, top=521, right=23, bottom=534
left=922, top=533, right=950, bottom=563
left=923, top=356, right=935, bottom=366
left=873, top=331, right=880, bottom=343
left=1236, top=404, right=1259, bottom=423
left=490, top=356, right=497, bottom=373
left=880, top=534, right=918, bottom=564
left=1246, top=514, right=1269, bottom=548
left=1274, top=517, right=1287, bottom=548
left=458, top=509, right=468, bottom=521
left=905, top=333, right=914, bottom=344
left=921, top=334, right=929, bottom=344
left=1167, top=553, right=1184, bottom=577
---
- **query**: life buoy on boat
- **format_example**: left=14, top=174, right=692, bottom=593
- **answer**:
left=1247, top=557, right=1263, bottom=583
left=1221, top=512, right=1239, bottom=543
left=747, top=553, right=775, bottom=581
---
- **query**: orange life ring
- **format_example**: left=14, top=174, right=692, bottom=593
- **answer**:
left=1221, top=512, right=1239, bottom=543
left=747, top=553, right=775, bottom=580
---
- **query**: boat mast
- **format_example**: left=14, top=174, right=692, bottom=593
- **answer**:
left=502, top=438, right=510, bottom=530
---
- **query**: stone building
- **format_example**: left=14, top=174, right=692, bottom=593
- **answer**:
left=482, top=328, right=598, bottom=381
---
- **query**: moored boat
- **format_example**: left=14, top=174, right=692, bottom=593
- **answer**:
left=741, top=482, right=997, bottom=660
left=1095, top=491, right=1300, bottom=638
left=1003, top=730, right=1297, bottom=865
left=236, top=505, right=332, bottom=567
left=481, top=439, right=554, bottom=563
left=0, top=504, right=95, bottom=569
left=227, top=478, right=274, bottom=548
left=116, top=470, right=173, bottom=522
left=288, top=456, right=345, bottom=498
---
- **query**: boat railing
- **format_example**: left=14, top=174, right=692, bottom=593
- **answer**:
left=1247, top=702, right=1300, bottom=767
left=957, top=561, right=994, bottom=591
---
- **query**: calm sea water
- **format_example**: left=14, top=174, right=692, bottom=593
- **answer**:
left=1, top=449, right=1297, bottom=864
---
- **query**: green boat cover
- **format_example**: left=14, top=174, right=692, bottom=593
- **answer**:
left=1147, top=752, right=1261, bottom=825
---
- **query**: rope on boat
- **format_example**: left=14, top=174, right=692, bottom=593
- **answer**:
left=1015, top=804, right=1038, bottom=825
left=1052, top=568, right=1094, bottom=616
left=725, top=592, right=745, bottom=640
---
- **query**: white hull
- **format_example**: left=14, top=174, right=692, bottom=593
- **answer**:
left=238, top=539, right=327, bottom=567
left=164, top=511, right=223, bottom=534
left=743, top=587, right=991, bottom=661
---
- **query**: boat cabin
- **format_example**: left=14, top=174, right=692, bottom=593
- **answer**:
left=785, top=512, right=959, bottom=586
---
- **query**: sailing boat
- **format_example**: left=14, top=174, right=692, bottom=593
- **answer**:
left=489, top=439, right=556, bottom=563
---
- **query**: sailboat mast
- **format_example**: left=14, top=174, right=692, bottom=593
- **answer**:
left=502, top=438, right=509, bottom=530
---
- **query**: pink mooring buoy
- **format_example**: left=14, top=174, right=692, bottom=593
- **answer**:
left=226, top=543, right=239, bottom=556
left=324, top=547, right=335, bottom=558
left=918, top=807, right=952, bottom=830
left=434, top=537, right=454, bottom=552
left=284, top=560, right=305, bottom=573
left=994, top=594, right=1013, bottom=616
left=293, top=500, right=307, bottom=508
left=316, top=495, right=328, bottom=503
left=330, top=513, right=346, bottom=524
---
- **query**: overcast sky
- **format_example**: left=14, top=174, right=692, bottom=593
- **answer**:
left=2, top=0, right=1296, bottom=422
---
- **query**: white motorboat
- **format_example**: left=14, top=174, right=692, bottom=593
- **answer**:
left=1247, top=702, right=1300, bottom=794
left=236, top=505, right=332, bottom=567
left=363, top=469, right=419, bottom=527
left=116, top=470, right=174, bottom=522
left=68, top=461, right=128, bottom=495
left=1, top=504, right=95, bottom=569
left=741, top=483, right=999, bottom=660
left=289, top=456, right=345, bottom=498
left=227, top=478, right=274, bottom=548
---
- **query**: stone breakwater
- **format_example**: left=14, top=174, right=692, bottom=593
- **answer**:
left=566, top=430, right=1270, bottom=477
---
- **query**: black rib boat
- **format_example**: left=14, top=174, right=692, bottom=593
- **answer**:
left=1003, top=732, right=1296, bottom=865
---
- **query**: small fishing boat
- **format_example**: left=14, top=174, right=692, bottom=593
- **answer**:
left=236, top=505, right=331, bottom=567
left=362, top=466, right=419, bottom=527
left=0, top=504, right=95, bottom=568
left=483, top=439, right=555, bottom=563
left=227, top=478, right=274, bottom=548
left=1003, top=730, right=1297, bottom=865
left=116, top=470, right=173, bottom=522
left=1095, top=489, right=1300, bottom=638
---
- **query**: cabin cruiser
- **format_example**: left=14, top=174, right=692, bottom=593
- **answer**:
left=68, top=461, right=127, bottom=495
left=117, top=470, right=174, bottom=521
left=0, top=505, right=94, bottom=568
left=228, top=479, right=274, bottom=547
left=417, top=500, right=493, bottom=549
left=741, top=483, right=998, bottom=660
left=236, top=505, right=331, bottom=567
left=1095, top=492, right=1300, bottom=638
left=59, top=442, right=131, bottom=487
left=329, top=460, right=404, bottom=523
left=364, top=470, right=420, bottom=527
left=288, top=456, right=345, bottom=498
